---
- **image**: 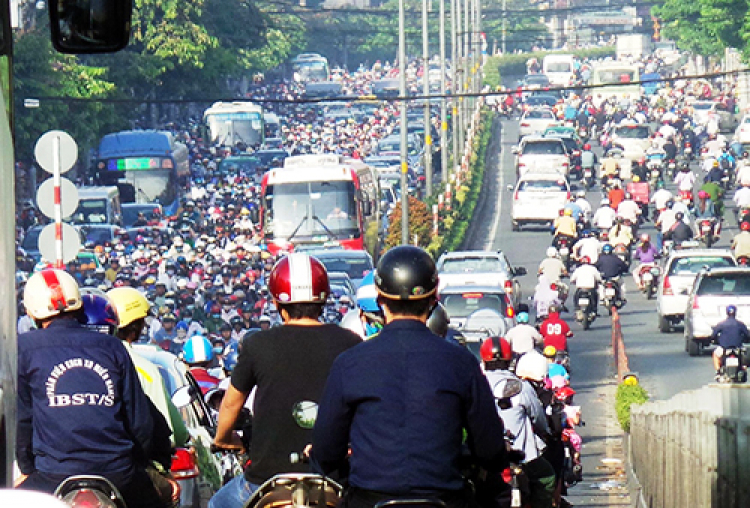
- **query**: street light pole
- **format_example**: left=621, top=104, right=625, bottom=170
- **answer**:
left=422, top=0, right=432, bottom=197
left=454, top=0, right=463, bottom=159
left=440, top=0, right=449, bottom=183
left=399, top=0, right=409, bottom=246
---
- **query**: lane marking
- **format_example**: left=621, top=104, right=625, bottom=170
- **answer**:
left=485, top=120, right=505, bottom=251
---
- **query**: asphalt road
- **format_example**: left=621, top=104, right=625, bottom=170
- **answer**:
left=466, top=118, right=631, bottom=506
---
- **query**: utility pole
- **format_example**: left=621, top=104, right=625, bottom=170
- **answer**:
left=422, top=0, right=432, bottom=196
left=399, top=0, right=409, bottom=245
left=440, top=0, right=449, bottom=183
left=501, top=0, right=506, bottom=54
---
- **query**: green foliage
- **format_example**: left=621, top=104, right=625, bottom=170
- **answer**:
left=615, top=383, right=649, bottom=433
left=482, top=0, right=548, bottom=54
left=653, top=0, right=746, bottom=58
left=485, top=47, right=616, bottom=78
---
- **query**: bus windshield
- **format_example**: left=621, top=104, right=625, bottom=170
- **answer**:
left=72, top=199, right=108, bottom=224
left=595, top=68, right=637, bottom=84
left=267, top=181, right=359, bottom=240
left=206, top=112, right=263, bottom=146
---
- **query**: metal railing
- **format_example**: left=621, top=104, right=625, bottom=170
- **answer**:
left=629, top=385, right=750, bottom=508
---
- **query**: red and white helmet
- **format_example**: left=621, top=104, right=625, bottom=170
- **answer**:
left=269, top=253, right=330, bottom=304
left=24, top=269, right=83, bottom=320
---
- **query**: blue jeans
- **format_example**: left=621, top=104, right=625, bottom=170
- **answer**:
left=208, top=475, right=259, bottom=508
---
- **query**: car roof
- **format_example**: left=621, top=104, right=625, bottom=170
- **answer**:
left=517, top=172, right=570, bottom=183
left=439, top=250, right=505, bottom=259
left=668, top=248, right=734, bottom=260
left=697, top=267, right=750, bottom=276
left=521, top=135, right=564, bottom=143
left=439, top=285, right=510, bottom=294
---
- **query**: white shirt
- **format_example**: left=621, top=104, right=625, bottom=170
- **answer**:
left=575, top=198, right=592, bottom=221
left=592, top=206, right=617, bottom=229
left=658, top=209, right=678, bottom=233
left=651, top=188, right=673, bottom=210
left=674, top=171, right=696, bottom=192
left=574, top=237, right=602, bottom=264
left=570, top=264, right=602, bottom=289
left=737, top=166, right=750, bottom=187
left=505, top=324, right=543, bottom=355
left=734, top=186, right=750, bottom=208
left=672, top=201, right=692, bottom=223
left=617, top=200, right=641, bottom=223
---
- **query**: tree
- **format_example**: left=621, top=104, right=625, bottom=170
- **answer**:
left=384, top=195, right=434, bottom=250
left=652, top=0, right=747, bottom=57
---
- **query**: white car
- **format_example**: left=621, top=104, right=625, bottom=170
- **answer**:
left=436, top=250, right=527, bottom=308
left=518, top=108, right=558, bottom=141
left=734, top=114, right=750, bottom=143
left=656, top=249, right=736, bottom=333
left=692, top=100, right=738, bottom=132
left=605, top=123, right=652, bottom=161
left=684, top=267, right=750, bottom=356
left=513, top=136, right=570, bottom=177
left=510, top=172, right=570, bottom=231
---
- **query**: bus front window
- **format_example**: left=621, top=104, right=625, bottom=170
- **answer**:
left=268, top=181, right=358, bottom=240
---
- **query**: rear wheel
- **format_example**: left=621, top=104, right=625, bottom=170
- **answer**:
left=687, top=338, right=701, bottom=356
left=582, top=314, right=591, bottom=330
left=512, top=221, right=520, bottom=232
left=659, top=314, right=671, bottom=333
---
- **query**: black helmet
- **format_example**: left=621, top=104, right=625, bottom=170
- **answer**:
left=675, top=212, right=684, bottom=221
left=374, top=246, right=438, bottom=300
left=427, top=302, right=449, bottom=337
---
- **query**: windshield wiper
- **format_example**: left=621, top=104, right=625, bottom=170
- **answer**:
left=287, top=215, right=309, bottom=242
left=312, top=216, right=336, bottom=240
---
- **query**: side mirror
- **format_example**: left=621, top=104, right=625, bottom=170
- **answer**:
left=171, top=385, right=195, bottom=409
left=49, top=0, right=133, bottom=54
left=249, top=207, right=260, bottom=224
left=511, top=147, right=519, bottom=154
left=514, top=266, right=527, bottom=276
left=506, top=184, right=514, bottom=191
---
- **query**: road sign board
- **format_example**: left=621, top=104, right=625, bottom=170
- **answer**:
left=34, top=130, right=78, bottom=174
left=37, top=223, right=81, bottom=265
left=36, top=177, right=79, bottom=220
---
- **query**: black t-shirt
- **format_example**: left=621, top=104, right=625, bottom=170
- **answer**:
left=231, top=323, right=362, bottom=484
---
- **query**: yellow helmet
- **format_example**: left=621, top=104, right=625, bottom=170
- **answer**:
left=563, top=208, right=573, bottom=216
left=632, top=175, right=640, bottom=183
left=107, top=287, right=150, bottom=328
left=543, top=345, right=557, bottom=358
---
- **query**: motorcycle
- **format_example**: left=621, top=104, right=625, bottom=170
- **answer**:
left=638, top=264, right=661, bottom=300
left=246, top=474, right=342, bottom=508
left=613, top=243, right=631, bottom=268
left=54, top=476, right=127, bottom=508
left=574, top=288, right=597, bottom=330
left=737, top=255, right=750, bottom=266
left=582, top=165, right=595, bottom=190
left=683, top=141, right=694, bottom=160
left=601, top=277, right=625, bottom=315
left=555, top=237, right=573, bottom=272
left=678, top=189, right=694, bottom=212
left=698, top=218, right=720, bottom=247
left=717, top=347, right=748, bottom=383
left=666, top=158, right=678, bottom=179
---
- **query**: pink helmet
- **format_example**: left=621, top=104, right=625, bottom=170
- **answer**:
left=698, top=190, right=710, bottom=199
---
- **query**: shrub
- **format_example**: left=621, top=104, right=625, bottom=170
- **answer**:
left=615, top=383, right=649, bottom=433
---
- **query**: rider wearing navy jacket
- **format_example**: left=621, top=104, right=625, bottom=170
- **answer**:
left=711, top=304, right=750, bottom=377
left=16, top=269, right=165, bottom=508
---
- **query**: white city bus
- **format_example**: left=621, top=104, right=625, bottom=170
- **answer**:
left=204, top=101, right=265, bottom=148
left=591, top=63, right=641, bottom=103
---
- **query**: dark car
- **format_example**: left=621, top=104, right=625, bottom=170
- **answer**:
left=121, top=203, right=163, bottom=228
left=254, top=149, right=289, bottom=167
left=523, top=94, right=558, bottom=109
left=304, top=249, right=374, bottom=288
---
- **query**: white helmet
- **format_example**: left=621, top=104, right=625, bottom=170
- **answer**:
left=515, top=350, right=548, bottom=382
left=577, top=190, right=586, bottom=198
left=546, top=247, right=558, bottom=258
left=24, top=269, right=83, bottom=320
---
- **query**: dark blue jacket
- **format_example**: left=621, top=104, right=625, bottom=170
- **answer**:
left=711, top=316, right=750, bottom=349
left=595, top=254, right=628, bottom=279
left=312, top=319, right=508, bottom=495
left=17, top=318, right=155, bottom=477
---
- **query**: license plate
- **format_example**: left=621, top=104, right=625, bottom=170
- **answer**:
left=643, top=273, right=653, bottom=281
left=560, top=247, right=569, bottom=256
left=702, top=225, right=711, bottom=232
left=727, top=357, right=740, bottom=367
left=584, top=170, right=592, bottom=177
left=579, top=298, right=590, bottom=305
left=669, top=163, right=676, bottom=169
left=605, top=288, right=616, bottom=297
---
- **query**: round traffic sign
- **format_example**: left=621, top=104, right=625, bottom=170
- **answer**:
left=37, top=223, right=81, bottom=264
left=36, top=178, right=79, bottom=220
left=34, top=130, right=78, bottom=174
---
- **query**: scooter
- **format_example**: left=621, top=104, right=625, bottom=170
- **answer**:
left=246, top=474, right=342, bottom=508
left=698, top=218, right=720, bottom=247
left=55, top=476, right=127, bottom=508
left=638, top=264, right=661, bottom=299
left=601, top=277, right=625, bottom=315
left=737, top=255, right=750, bottom=266
left=582, top=165, right=595, bottom=190
left=574, top=288, right=597, bottom=330
left=717, top=347, right=748, bottom=383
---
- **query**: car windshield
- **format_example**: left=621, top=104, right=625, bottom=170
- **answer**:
left=82, top=226, right=115, bottom=244
left=614, top=126, right=650, bottom=139
left=316, top=255, right=373, bottom=280
left=219, top=157, right=261, bottom=174
left=697, top=274, right=750, bottom=296
left=518, top=179, right=567, bottom=192
left=522, top=141, right=565, bottom=155
left=441, top=292, right=508, bottom=318
left=669, top=256, right=736, bottom=276
left=526, top=110, right=554, bottom=120
left=440, top=257, right=504, bottom=273
left=527, top=97, right=556, bottom=106
left=122, top=205, right=160, bottom=226
left=525, top=75, right=549, bottom=85
left=693, top=103, right=713, bottom=111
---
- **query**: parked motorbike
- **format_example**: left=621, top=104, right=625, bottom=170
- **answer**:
left=54, top=476, right=127, bottom=508
left=717, top=347, right=748, bottom=384
left=574, top=288, right=597, bottom=330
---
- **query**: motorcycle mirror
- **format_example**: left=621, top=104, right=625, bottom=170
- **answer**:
left=49, top=0, right=133, bottom=54
left=292, top=401, right=318, bottom=429
left=172, top=385, right=195, bottom=409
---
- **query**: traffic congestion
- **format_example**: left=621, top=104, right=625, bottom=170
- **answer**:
left=6, top=22, right=750, bottom=508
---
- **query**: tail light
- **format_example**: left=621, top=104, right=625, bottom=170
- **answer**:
left=566, top=191, right=571, bottom=200
left=663, top=276, right=673, bottom=296
left=506, top=304, right=515, bottom=319
left=514, top=190, right=519, bottom=200
left=67, top=490, right=108, bottom=508
left=692, top=296, right=700, bottom=310
left=502, top=468, right=512, bottom=483
left=573, top=150, right=581, bottom=157
left=520, top=122, right=530, bottom=127
left=171, top=447, right=200, bottom=479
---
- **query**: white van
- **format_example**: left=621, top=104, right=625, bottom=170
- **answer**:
left=542, top=54, right=576, bottom=87
left=70, top=186, right=122, bottom=226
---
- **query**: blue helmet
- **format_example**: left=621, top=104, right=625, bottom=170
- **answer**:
left=516, top=311, right=530, bottom=324
left=356, top=272, right=380, bottom=313
left=602, top=244, right=613, bottom=255
left=182, top=335, right=215, bottom=364
left=727, top=305, right=737, bottom=317
left=80, top=292, right=118, bottom=334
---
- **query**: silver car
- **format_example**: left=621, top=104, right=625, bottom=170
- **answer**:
left=518, top=108, right=559, bottom=141
left=439, top=285, right=516, bottom=338
left=684, top=268, right=750, bottom=356
left=656, top=248, right=736, bottom=333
